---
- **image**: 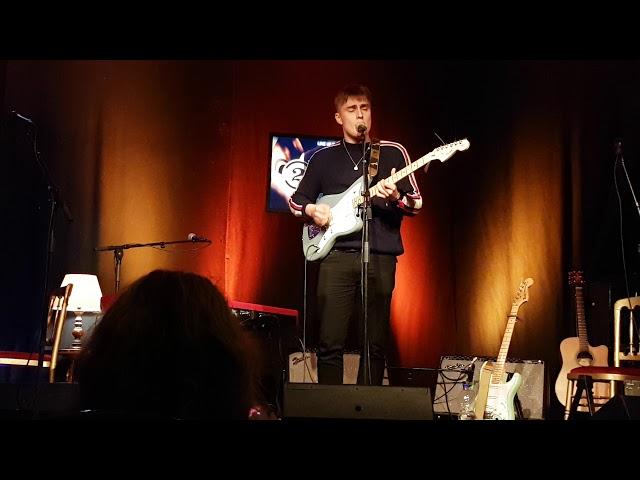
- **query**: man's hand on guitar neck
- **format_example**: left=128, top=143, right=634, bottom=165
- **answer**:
left=373, top=168, right=401, bottom=202
left=305, top=203, right=332, bottom=228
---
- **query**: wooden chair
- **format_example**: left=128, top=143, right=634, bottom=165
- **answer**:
left=613, top=296, right=640, bottom=367
left=565, top=366, right=640, bottom=419
left=0, top=285, right=73, bottom=383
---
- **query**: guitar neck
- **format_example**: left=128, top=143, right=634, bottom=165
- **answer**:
left=355, top=151, right=435, bottom=206
left=351, top=139, right=469, bottom=206
left=377, top=151, right=431, bottom=192
left=575, top=286, right=589, bottom=351
left=491, top=307, right=519, bottom=385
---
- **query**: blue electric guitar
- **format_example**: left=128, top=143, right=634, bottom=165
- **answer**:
left=301, top=139, right=470, bottom=261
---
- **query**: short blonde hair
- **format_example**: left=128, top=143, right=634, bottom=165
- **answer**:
left=334, top=83, right=372, bottom=112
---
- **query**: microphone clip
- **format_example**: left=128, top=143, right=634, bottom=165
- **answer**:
left=188, top=233, right=211, bottom=243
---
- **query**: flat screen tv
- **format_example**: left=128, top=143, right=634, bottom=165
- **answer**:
left=268, top=133, right=341, bottom=213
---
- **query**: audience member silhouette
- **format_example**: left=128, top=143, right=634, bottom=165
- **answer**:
left=76, top=270, right=257, bottom=420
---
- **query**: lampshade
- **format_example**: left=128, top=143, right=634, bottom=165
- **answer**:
left=60, top=274, right=103, bottom=312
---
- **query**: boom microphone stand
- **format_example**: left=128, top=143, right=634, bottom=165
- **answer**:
left=17, top=114, right=74, bottom=367
left=617, top=139, right=640, bottom=221
left=10, top=111, right=73, bottom=417
left=615, top=139, right=640, bottom=354
left=95, top=235, right=211, bottom=293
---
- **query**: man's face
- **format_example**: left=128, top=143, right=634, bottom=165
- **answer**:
left=335, top=95, right=372, bottom=142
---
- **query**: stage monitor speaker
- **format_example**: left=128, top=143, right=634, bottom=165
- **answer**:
left=434, top=355, right=546, bottom=419
left=592, top=395, right=640, bottom=419
left=283, top=383, right=432, bottom=420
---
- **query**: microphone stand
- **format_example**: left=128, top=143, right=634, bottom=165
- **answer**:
left=37, top=183, right=73, bottom=368
left=12, top=115, right=74, bottom=417
left=616, top=139, right=640, bottom=354
left=359, top=137, right=372, bottom=385
left=617, top=140, right=640, bottom=221
left=30, top=127, right=74, bottom=372
left=95, top=238, right=211, bottom=293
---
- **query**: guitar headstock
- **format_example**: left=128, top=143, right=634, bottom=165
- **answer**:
left=568, top=270, right=585, bottom=287
left=512, top=277, right=534, bottom=310
left=432, top=138, right=470, bottom=162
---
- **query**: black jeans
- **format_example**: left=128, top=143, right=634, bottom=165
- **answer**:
left=316, top=250, right=397, bottom=385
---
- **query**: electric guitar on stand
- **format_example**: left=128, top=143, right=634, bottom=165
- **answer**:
left=474, top=278, right=534, bottom=420
left=301, top=139, right=470, bottom=261
left=554, top=270, right=609, bottom=407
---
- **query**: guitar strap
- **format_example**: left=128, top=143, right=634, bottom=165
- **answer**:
left=368, top=139, right=380, bottom=179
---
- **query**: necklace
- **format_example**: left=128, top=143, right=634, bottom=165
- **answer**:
left=343, top=139, right=367, bottom=170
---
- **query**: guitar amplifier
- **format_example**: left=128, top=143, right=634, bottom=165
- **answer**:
left=625, top=380, right=640, bottom=397
left=434, top=355, right=546, bottom=419
left=288, top=351, right=390, bottom=385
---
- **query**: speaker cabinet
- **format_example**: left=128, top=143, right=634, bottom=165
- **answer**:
left=434, top=355, right=546, bottom=419
left=288, top=352, right=390, bottom=385
left=283, top=383, right=432, bottom=420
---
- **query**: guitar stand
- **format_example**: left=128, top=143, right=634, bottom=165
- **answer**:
left=514, top=394, right=524, bottom=420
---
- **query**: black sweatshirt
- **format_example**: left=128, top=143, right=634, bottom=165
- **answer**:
left=289, top=139, right=422, bottom=256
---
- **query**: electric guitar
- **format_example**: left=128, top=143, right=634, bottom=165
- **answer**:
left=474, top=278, right=534, bottom=420
left=554, top=270, right=609, bottom=407
left=301, top=139, right=470, bottom=261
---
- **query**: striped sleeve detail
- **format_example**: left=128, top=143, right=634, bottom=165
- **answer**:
left=288, top=197, right=305, bottom=217
left=381, top=140, right=422, bottom=214
left=396, top=197, right=420, bottom=215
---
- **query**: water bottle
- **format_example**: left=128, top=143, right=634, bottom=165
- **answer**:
left=457, top=381, right=477, bottom=420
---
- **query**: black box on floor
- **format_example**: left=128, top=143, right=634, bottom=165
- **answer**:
left=283, top=383, right=432, bottom=420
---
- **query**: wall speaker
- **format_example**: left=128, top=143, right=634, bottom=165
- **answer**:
left=283, top=383, right=432, bottom=420
left=434, top=355, right=546, bottom=419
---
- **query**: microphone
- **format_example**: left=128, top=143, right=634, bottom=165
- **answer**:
left=11, top=110, right=35, bottom=124
left=188, top=233, right=210, bottom=242
left=614, top=138, right=623, bottom=156
left=356, top=124, right=367, bottom=134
